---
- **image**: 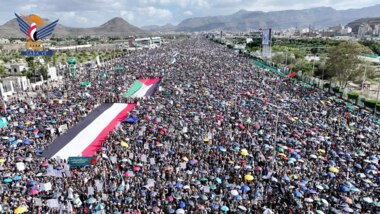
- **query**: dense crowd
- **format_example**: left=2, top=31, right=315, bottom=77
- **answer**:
left=0, top=37, right=379, bottom=214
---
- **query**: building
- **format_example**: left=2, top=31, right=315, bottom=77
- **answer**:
left=49, top=44, right=92, bottom=51
left=151, top=37, right=162, bottom=47
left=8, top=63, right=28, bottom=74
left=2, top=76, right=29, bottom=91
left=341, top=26, right=352, bottom=35
left=328, top=24, right=352, bottom=35
left=0, top=38, right=10, bottom=44
left=48, top=66, right=58, bottom=80
left=358, top=23, right=373, bottom=36
left=373, top=24, right=380, bottom=36
left=12, top=40, right=23, bottom=44
left=0, top=76, right=30, bottom=99
left=328, top=24, right=344, bottom=33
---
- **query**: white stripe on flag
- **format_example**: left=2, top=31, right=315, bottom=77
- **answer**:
left=131, top=84, right=153, bottom=98
left=52, top=103, right=129, bottom=160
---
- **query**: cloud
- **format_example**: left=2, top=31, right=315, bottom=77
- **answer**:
left=143, top=7, right=173, bottom=19
left=184, top=10, right=193, bottom=16
left=0, top=0, right=378, bottom=27
left=121, top=10, right=135, bottom=21
left=51, top=11, right=88, bottom=24
left=20, top=4, right=38, bottom=12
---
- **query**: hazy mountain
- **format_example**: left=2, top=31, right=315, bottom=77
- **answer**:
left=176, top=4, right=380, bottom=32
left=141, top=23, right=177, bottom=32
left=141, top=25, right=161, bottom=31
left=0, top=17, right=145, bottom=38
left=347, top=17, right=380, bottom=33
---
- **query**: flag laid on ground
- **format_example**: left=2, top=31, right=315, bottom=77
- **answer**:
left=123, top=78, right=160, bottom=98
left=80, top=81, right=91, bottom=87
left=42, top=103, right=136, bottom=160
left=0, top=117, right=8, bottom=128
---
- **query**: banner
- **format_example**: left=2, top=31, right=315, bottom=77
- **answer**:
left=68, top=156, right=93, bottom=167
left=58, top=124, right=68, bottom=134
left=262, top=29, right=272, bottom=45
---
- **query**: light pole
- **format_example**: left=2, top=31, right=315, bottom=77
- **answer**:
left=361, top=63, right=367, bottom=91
left=374, top=83, right=380, bottom=116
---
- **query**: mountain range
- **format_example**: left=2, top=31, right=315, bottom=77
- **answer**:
left=141, top=24, right=176, bottom=32
left=0, top=17, right=145, bottom=38
left=150, top=4, right=380, bottom=32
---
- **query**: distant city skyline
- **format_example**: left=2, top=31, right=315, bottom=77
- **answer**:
left=0, top=0, right=379, bottom=27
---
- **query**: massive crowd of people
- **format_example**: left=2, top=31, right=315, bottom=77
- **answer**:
left=0, top=37, right=379, bottom=214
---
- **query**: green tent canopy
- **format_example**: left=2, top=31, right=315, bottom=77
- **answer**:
left=115, top=67, right=124, bottom=71
left=99, top=73, right=108, bottom=77
left=0, top=117, right=8, bottom=128
left=80, top=81, right=91, bottom=87
left=252, top=60, right=286, bottom=77
left=67, top=57, right=77, bottom=64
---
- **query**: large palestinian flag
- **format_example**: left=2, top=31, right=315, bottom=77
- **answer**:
left=42, top=103, right=136, bottom=159
left=123, top=78, right=160, bottom=98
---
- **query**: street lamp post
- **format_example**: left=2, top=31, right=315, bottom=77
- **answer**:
left=361, top=63, right=367, bottom=91
left=375, top=83, right=380, bottom=116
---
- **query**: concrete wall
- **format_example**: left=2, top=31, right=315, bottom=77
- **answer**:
left=0, top=76, right=50, bottom=100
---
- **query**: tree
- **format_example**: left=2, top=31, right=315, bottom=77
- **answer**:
left=326, top=42, right=372, bottom=87
left=272, top=53, right=286, bottom=65
left=313, top=58, right=329, bottom=79
left=0, top=65, right=5, bottom=77
left=293, top=59, right=313, bottom=76
left=38, top=66, right=48, bottom=79
left=25, top=56, right=35, bottom=72
left=293, top=49, right=305, bottom=59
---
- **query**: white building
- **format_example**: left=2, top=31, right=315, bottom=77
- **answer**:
left=2, top=76, right=29, bottom=91
left=8, top=63, right=28, bottom=74
left=373, top=24, right=380, bottom=36
left=329, top=24, right=344, bottom=33
left=0, top=76, right=30, bottom=99
left=49, top=44, right=92, bottom=51
left=12, top=40, right=23, bottom=44
left=48, top=66, right=58, bottom=80
left=151, top=37, right=162, bottom=46
left=341, top=27, right=352, bottom=35
left=358, top=23, right=373, bottom=36
left=0, top=38, right=10, bottom=44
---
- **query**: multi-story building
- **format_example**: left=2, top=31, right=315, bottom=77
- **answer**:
left=341, top=26, right=352, bottom=35
left=373, top=24, right=380, bottom=36
left=358, top=23, right=373, bottom=36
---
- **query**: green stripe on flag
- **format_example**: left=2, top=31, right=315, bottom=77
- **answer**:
left=0, top=117, right=8, bottom=128
left=123, top=80, right=144, bottom=98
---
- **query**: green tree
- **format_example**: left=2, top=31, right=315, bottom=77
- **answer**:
left=272, top=53, right=286, bottom=65
left=326, top=42, right=372, bottom=87
left=38, top=65, right=48, bottom=79
left=293, top=59, right=313, bottom=76
left=293, top=49, right=305, bottom=59
left=0, top=64, right=5, bottom=77
left=313, top=58, right=328, bottom=79
left=25, top=56, right=35, bottom=72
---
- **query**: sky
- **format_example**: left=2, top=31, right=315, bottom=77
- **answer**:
left=0, top=0, right=379, bottom=27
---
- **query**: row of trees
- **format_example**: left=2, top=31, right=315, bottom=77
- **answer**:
left=247, top=37, right=378, bottom=87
